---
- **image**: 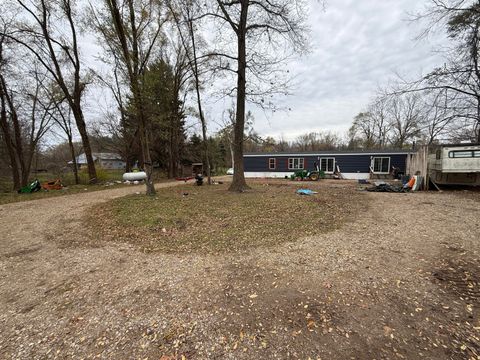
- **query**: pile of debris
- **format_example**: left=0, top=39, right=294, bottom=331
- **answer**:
left=366, top=182, right=404, bottom=193
left=364, top=175, right=424, bottom=193
left=18, top=179, right=63, bottom=193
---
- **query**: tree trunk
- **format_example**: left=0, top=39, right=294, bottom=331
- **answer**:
left=5, top=87, right=27, bottom=187
left=103, top=0, right=155, bottom=195
left=8, top=147, right=21, bottom=190
left=0, top=120, right=21, bottom=190
left=72, top=105, right=97, bottom=183
left=144, top=143, right=155, bottom=195
left=21, top=155, right=32, bottom=187
left=168, top=115, right=175, bottom=178
left=139, top=120, right=156, bottom=195
left=0, top=85, right=21, bottom=190
left=134, top=85, right=155, bottom=194
left=229, top=3, right=250, bottom=192
left=68, top=134, right=79, bottom=184
left=200, top=117, right=211, bottom=184
left=125, top=143, right=131, bottom=173
left=229, top=141, right=234, bottom=168
left=188, top=17, right=211, bottom=185
left=172, top=119, right=179, bottom=178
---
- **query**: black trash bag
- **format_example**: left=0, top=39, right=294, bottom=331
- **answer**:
left=366, top=183, right=404, bottom=193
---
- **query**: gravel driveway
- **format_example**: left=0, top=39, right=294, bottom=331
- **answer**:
left=0, top=181, right=479, bottom=359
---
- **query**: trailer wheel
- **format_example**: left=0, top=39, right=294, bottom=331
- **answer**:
left=309, top=173, right=319, bottom=181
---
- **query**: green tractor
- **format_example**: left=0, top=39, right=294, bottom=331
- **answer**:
left=290, top=163, right=325, bottom=181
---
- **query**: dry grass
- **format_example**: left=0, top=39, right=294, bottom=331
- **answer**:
left=0, top=183, right=129, bottom=205
left=0, top=169, right=172, bottom=205
left=88, top=180, right=368, bottom=253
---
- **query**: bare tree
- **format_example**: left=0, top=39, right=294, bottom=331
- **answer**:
left=368, top=98, right=392, bottom=148
left=0, top=23, right=21, bottom=189
left=47, top=94, right=80, bottom=184
left=167, top=0, right=212, bottom=184
left=350, top=91, right=423, bottom=149
left=206, top=0, right=309, bottom=191
left=420, top=89, right=457, bottom=144
left=349, top=100, right=391, bottom=150
left=349, top=112, right=377, bottom=149
left=94, top=58, right=138, bottom=173
left=387, top=93, right=423, bottom=148
left=2, top=0, right=98, bottom=182
left=0, top=37, right=54, bottom=188
left=409, top=0, right=480, bottom=142
left=294, top=131, right=341, bottom=151
left=91, top=0, right=167, bottom=195
left=217, top=103, right=257, bottom=168
left=167, top=44, right=190, bottom=178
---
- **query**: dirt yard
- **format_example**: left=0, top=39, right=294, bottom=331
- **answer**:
left=0, top=180, right=479, bottom=359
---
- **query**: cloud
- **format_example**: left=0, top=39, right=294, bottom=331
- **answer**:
left=80, top=0, right=447, bottom=142
left=237, top=0, right=446, bottom=140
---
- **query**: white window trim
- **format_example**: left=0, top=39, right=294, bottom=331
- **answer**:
left=372, top=156, right=391, bottom=174
left=319, top=157, right=335, bottom=173
left=288, top=158, right=304, bottom=170
left=269, top=158, right=276, bottom=170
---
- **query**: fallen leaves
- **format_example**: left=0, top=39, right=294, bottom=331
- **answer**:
left=88, top=182, right=367, bottom=254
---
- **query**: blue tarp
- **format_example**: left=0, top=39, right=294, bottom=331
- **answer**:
left=296, top=189, right=318, bottom=196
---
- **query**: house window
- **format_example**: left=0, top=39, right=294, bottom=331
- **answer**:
left=372, top=157, right=390, bottom=173
left=269, top=158, right=276, bottom=170
left=319, top=158, right=335, bottom=173
left=288, top=158, right=304, bottom=170
left=449, top=150, right=480, bottom=158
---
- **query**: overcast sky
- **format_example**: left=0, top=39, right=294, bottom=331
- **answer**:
left=83, top=0, right=447, bottom=142
left=206, top=0, right=446, bottom=141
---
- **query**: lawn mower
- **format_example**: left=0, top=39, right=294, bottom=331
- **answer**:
left=290, top=163, right=325, bottom=181
left=18, top=179, right=42, bottom=193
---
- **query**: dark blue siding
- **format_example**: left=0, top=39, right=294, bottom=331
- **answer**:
left=244, top=153, right=408, bottom=173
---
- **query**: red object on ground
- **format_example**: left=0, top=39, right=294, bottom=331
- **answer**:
left=42, top=179, right=63, bottom=191
left=175, top=177, right=194, bottom=182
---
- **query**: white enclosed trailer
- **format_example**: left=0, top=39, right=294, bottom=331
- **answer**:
left=428, top=144, right=480, bottom=186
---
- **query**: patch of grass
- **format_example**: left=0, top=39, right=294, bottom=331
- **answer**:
left=0, top=169, right=125, bottom=192
left=0, top=183, right=127, bottom=205
left=0, top=169, right=170, bottom=205
left=88, top=181, right=368, bottom=253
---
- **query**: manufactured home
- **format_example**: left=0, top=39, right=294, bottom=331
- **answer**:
left=69, top=152, right=126, bottom=170
left=243, top=150, right=411, bottom=180
left=428, top=144, right=480, bottom=186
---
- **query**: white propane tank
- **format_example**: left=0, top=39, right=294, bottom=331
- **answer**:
left=123, top=171, right=147, bottom=181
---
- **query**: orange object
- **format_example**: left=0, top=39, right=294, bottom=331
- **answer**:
left=406, top=177, right=415, bottom=188
left=42, top=179, right=63, bottom=191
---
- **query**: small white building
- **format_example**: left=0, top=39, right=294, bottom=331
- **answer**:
left=70, top=152, right=126, bottom=170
